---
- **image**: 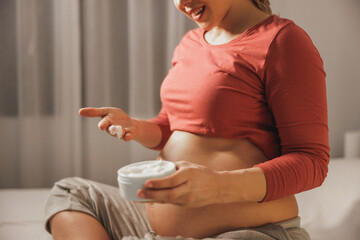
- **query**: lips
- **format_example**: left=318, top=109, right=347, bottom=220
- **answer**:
left=186, top=5, right=206, bottom=21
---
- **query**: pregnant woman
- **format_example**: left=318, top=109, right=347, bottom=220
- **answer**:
left=44, top=0, right=330, bottom=239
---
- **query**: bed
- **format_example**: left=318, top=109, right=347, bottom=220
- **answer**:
left=1, top=158, right=359, bottom=240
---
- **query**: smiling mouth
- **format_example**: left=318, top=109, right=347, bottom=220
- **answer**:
left=191, top=6, right=205, bottom=21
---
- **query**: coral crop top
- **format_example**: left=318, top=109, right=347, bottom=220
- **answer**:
left=150, top=15, right=330, bottom=202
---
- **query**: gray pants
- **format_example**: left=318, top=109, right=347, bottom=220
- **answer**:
left=44, top=177, right=310, bottom=240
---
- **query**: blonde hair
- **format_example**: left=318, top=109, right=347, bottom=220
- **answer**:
left=251, top=0, right=272, bottom=15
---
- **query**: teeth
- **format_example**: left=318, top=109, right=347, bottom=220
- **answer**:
left=193, top=6, right=204, bottom=15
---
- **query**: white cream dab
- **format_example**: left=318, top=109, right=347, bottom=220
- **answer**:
left=120, top=160, right=170, bottom=177
left=109, top=125, right=124, bottom=139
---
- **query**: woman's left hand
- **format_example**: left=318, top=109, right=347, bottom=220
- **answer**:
left=136, top=161, right=225, bottom=208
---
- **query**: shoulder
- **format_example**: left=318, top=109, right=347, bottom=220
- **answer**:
left=268, top=16, right=318, bottom=54
left=263, top=17, right=325, bottom=85
left=172, top=28, right=203, bottom=61
left=178, top=28, right=203, bottom=47
left=183, top=28, right=203, bottom=39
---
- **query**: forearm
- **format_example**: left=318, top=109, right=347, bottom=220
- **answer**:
left=255, top=152, right=329, bottom=201
left=132, top=118, right=162, bottom=149
left=218, top=167, right=267, bottom=203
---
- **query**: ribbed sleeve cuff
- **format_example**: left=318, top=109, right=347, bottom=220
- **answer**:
left=148, top=119, right=172, bottom=151
left=254, top=162, right=283, bottom=202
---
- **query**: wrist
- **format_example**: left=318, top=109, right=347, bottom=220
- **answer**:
left=131, top=118, right=162, bottom=149
left=131, top=118, right=141, bottom=140
left=217, top=167, right=267, bottom=203
left=217, top=170, right=247, bottom=203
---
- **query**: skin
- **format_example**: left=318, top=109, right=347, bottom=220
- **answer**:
left=76, top=107, right=269, bottom=206
left=174, top=0, right=270, bottom=45
left=49, top=1, right=299, bottom=239
left=49, top=211, right=110, bottom=240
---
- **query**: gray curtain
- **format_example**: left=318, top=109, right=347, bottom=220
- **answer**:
left=0, top=0, right=195, bottom=188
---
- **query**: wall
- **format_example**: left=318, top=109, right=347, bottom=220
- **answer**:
left=270, top=0, right=360, bottom=157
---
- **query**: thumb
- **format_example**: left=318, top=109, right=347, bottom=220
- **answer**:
left=79, top=107, right=110, bottom=117
left=122, top=131, right=136, bottom=142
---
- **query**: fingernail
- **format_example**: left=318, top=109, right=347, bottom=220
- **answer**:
left=146, top=182, right=153, bottom=188
left=138, top=192, right=145, bottom=198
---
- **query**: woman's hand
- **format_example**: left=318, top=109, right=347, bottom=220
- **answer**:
left=79, top=107, right=139, bottom=141
left=136, top=161, right=226, bottom=208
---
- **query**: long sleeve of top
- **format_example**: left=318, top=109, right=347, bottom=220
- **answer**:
left=253, top=21, right=330, bottom=201
left=149, top=106, right=173, bottom=151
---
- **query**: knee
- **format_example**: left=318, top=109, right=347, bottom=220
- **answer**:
left=48, top=211, right=111, bottom=239
left=50, top=211, right=93, bottom=226
left=44, top=177, right=103, bottom=234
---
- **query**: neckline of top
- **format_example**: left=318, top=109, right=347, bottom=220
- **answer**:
left=200, top=15, right=276, bottom=48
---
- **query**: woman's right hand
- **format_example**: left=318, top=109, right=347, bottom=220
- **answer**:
left=79, top=107, right=139, bottom=141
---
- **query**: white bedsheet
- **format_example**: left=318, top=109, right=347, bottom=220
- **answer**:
left=0, top=189, right=51, bottom=240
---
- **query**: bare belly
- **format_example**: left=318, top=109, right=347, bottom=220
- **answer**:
left=146, top=131, right=299, bottom=238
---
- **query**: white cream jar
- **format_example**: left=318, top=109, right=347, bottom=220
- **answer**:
left=117, top=160, right=176, bottom=201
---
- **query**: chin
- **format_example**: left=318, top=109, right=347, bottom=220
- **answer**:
left=197, top=23, right=214, bottom=31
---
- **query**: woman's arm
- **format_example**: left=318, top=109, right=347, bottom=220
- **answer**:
left=132, top=118, right=162, bottom=149
left=79, top=107, right=165, bottom=149
left=147, top=107, right=173, bottom=150
left=253, top=22, right=330, bottom=202
left=136, top=161, right=267, bottom=206
left=218, top=167, right=267, bottom=203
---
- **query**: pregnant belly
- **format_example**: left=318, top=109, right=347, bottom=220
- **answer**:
left=146, top=197, right=298, bottom=238
left=145, top=131, right=299, bottom=238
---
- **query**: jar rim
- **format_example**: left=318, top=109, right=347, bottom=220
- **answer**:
left=117, top=160, right=176, bottom=179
